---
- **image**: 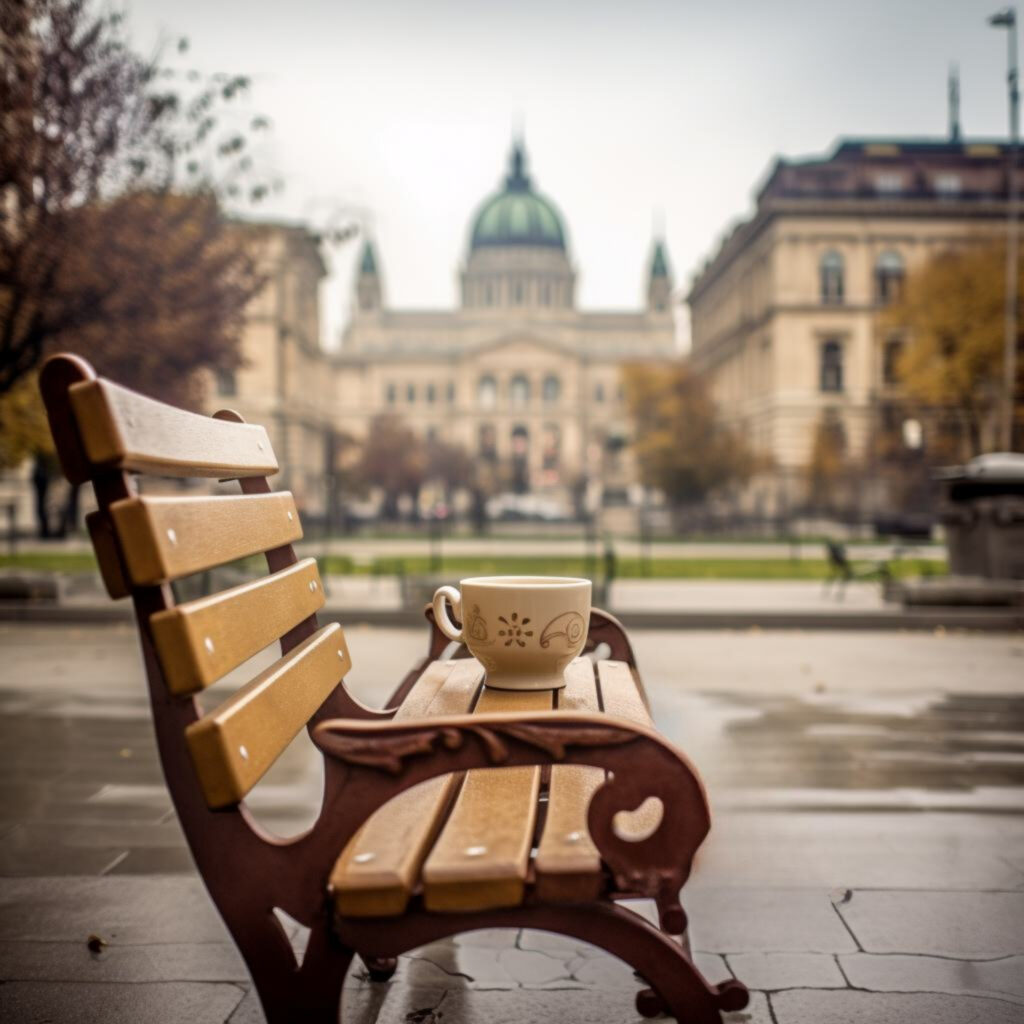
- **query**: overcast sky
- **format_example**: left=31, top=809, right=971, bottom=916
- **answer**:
left=123, top=0, right=1005, bottom=348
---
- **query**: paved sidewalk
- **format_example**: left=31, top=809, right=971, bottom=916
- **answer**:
left=1, top=624, right=1022, bottom=1022
left=6, top=576, right=1020, bottom=631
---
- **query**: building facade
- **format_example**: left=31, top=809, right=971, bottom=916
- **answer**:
left=207, top=144, right=676, bottom=519
left=687, top=138, right=1015, bottom=516
left=333, top=143, right=676, bottom=512
left=208, top=221, right=333, bottom=514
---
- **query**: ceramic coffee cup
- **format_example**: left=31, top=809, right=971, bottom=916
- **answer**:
left=432, top=576, right=592, bottom=690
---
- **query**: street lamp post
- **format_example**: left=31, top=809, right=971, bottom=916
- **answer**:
left=991, top=7, right=1020, bottom=450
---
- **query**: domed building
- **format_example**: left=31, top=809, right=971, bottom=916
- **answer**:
left=335, top=141, right=676, bottom=509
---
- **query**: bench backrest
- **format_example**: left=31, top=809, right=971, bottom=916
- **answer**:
left=39, top=354, right=356, bottom=821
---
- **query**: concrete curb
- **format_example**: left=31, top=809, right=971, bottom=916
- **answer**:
left=2, top=601, right=1021, bottom=631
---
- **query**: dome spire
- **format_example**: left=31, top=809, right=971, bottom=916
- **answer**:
left=506, top=140, right=531, bottom=192
left=647, top=234, right=672, bottom=313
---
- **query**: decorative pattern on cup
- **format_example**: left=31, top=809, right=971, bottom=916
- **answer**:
left=497, top=612, right=533, bottom=648
left=539, top=611, right=586, bottom=649
left=466, top=604, right=493, bottom=646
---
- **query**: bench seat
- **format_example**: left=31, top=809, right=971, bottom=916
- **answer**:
left=331, top=656, right=656, bottom=917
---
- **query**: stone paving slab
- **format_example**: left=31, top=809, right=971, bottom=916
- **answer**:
left=0, top=938, right=250, bottom=983
left=0, top=980, right=245, bottom=1024
left=724, top=952, right=846, bottom=990
left=0, top=876, right=228, bottom=945
left=836, top=890, right=1024, bottom=958
left=693, top=812, right=1024, bottom=890
left=839, top=952, right=1024, bottom=1006
left=770, top=989, right=1024, bottom=1023
left=683, top=888, right=858, bottom=954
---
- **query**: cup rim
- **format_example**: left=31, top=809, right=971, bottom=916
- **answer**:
left=459, top=575, right=591, bottom=589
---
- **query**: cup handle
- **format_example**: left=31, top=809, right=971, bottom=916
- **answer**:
left=432, top=585, right=464, bottom=643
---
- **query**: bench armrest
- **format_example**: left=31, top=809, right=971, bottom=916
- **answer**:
left=311, top=710, right=710, bottom=931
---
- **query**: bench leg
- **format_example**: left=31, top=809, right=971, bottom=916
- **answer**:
left=226, top=907, right=353, bottom=1024
left=337, top=901, right=748, bottom=1024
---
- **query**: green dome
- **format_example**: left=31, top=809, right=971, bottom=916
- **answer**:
left=470, top=144, right=566, bottom=251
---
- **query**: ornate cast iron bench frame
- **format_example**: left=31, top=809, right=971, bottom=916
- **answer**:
left=40, top=353, right=748, bottom=1023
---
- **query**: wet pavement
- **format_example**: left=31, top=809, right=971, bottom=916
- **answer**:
left=0, top=622, right=1022, bottom=1022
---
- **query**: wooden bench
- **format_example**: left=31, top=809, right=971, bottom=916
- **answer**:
left=39, top=353, right=749, bottom=1024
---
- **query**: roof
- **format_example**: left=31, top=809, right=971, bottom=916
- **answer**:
left=688, top=135, right=1014, bottom=303
left=469, top=143, right=567, bottom=251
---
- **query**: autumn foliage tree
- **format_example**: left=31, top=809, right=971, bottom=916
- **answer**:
left=883, top=241, right=1022, bottom=456
left=354, top=415, right=427, bottom=520
left=0, top=0, right=273, bottom=402
left=621, top=362, right=756, bottom=512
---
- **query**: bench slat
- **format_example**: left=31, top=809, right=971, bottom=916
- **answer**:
left=150, top=558, right=324, bottom=696
left=597, top=660, right=662, bottom=841
left=186, top=623, right=351, bottom=808
left=422, top=686, right=552, bottom=912
left=69, top=378, right=277, bottom=478
left=533, top=659, right=605, bottom=902
left=109, top=493, right=302, bottom=585
left=330, top=659, right=485, bottom=917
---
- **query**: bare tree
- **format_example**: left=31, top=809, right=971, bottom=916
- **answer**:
left=0, top=0, right=273, bottom=396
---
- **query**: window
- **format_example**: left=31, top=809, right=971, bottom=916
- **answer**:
left=934, top=173, right=961, bottom=197
left=874, top=172, right=903, bottom=195
left=478, top=375, right=497, bottom=409
left=510, top=425, right=530, bottom=492
left=510, top=374, right=530, bottom=407
left=594, top=381, right=605, bottom=402
left=882, top=337, right=903, bottom=386
left=819, top=251, right=844, bottom=305
left=542, top=374, right=561, bottom=404
left=406, top=383, right=415, bottom=403
left=820, top=339, right=844, bottom=393
left=513, top=280, right=524, bottom=305
left=485, top=283, right=494, bottom=306
left=446, top=381, right=456, bottom=404
left=385, top=382, right=396, bottom=405
left=426, top=383, right=436, bottom=404
left=215, top=368, right=237, bottom=397
left=540, top=282, right=551, bottom=306
left=874, top=250, right=905, bottom=305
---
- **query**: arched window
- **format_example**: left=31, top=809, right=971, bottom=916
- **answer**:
left=875, top=250, right=905, bottom=305
left=510, top=425, right=530, bottom=493
left=509, top=374, right=530, bottom=407
left=819, top=250, right=844, bottom=305
left=542, top=374, right=561, bottom=404
left=478, top=375, right=497, bottom=409
left=820, top=339, right=844, bottom=393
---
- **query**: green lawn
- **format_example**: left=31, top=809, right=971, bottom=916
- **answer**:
left=322, top=554, right=941, bottom=580
left=0, top=551, right=943, bottom=581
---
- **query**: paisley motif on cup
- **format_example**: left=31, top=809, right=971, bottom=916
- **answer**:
left=539, top=611, right=586, bottom=649
left=466, top=604, right=492, bottom=646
